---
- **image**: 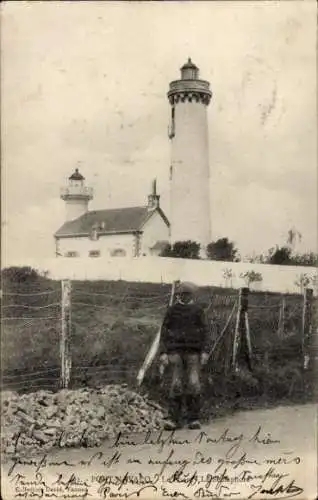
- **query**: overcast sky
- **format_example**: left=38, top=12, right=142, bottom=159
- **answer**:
left=2, top=1, right=317, bottom=263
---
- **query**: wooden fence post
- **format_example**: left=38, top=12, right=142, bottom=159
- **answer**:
left=232, top=287, right=251, bottom=371
left=302, top=288, right=318, bottom=400
left=244, top=309, right=253, bottom=371
left=61, top=280, right=72, bottom=389
left=278, top=297, right=285, bottom=338
left=302, top=288, right=313, bottom=366
left=232, top=290, right=242, bottom=372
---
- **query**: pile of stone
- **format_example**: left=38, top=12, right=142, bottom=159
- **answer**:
left=1, top=385, right=165, bottom=457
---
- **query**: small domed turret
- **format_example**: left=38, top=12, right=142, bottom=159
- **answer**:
left=69, top=168, right=85, bottom=181
left=60, top=168, right=93, bottom=221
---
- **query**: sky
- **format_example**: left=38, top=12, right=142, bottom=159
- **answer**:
left=1, top=1, right=317, bottom=264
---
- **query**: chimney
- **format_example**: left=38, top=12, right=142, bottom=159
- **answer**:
left=147, top=179, right=160, bottom=210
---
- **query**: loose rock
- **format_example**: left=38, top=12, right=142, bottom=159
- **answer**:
left=1, top=385, right=165, bottom=458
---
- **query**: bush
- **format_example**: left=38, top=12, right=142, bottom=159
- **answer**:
left=160, top=240, right=200, bottom=259
left=240, top=270, right=263, bottom=285
left=2, top=266, right=40, bottom=285
left=207, top=238, right=239, bottom=262
left=265, top=246, right=292, bottom=265
left=1, top=266, right=51, bottom=291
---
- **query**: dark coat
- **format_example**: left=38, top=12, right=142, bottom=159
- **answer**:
left=159, top=302, right=210, bottom=355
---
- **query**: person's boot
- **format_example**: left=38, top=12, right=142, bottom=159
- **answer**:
left=164, top=396, right=183, bottom=430
left=186, top=395, right=201, bottom=430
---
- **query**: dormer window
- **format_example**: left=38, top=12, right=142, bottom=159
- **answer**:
left=90, top=228, right=99, bottom=241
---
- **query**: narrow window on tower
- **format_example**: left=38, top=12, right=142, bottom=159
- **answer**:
left=169, top=106, right=175, bottom=139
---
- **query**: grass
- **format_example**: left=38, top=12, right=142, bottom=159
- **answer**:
left=1, top=271, right=316, bottom=411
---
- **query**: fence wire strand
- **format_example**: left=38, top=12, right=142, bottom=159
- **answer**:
left=2, top=302, right=61, bottom=310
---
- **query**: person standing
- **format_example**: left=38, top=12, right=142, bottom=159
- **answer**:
left=159, top=281, right=210, bottom=430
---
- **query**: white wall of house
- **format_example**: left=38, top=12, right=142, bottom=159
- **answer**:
left=57, top=233, right=136, bottom=258
left=140, top=212, right=170, bottom=256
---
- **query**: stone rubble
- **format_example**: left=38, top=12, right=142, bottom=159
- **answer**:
left=1, top=385, right=165, bottom=458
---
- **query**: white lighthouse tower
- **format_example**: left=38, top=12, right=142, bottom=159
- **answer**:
left=167, top=58, right=212, bottom=256
left=60, top=168, right=93, bottom=221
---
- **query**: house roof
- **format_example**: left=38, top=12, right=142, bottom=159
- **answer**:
left=55, top=206, right=169, bottom=238
left=150, top=240, right=170, bottom=251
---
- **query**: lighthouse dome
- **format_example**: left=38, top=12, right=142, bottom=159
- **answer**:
left=180, top=58, right=199, bottom=80
left=69, top=168, right=85, bottom=181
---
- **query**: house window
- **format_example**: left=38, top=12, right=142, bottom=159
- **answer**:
left=89, top=250, right=101, bottom=258
left=110, top=248, right=126, bottom=257
left=65, top=251, right=79, bottom=258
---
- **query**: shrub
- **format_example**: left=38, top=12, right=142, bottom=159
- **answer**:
left=239, top=270, right=263, bottom=286
left=160, top=240, right=200, bottom=259
left=207, top=238, right=238, bottom=262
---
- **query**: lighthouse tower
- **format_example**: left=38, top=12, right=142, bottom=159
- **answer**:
left=167, top=58, right=212, bottom=255
left=60, top=168, right=93, bottom=221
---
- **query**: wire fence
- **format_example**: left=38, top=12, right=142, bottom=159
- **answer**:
left=1, top=278, right=314, bottom=394
left=1, top=283, right=62, bottom=392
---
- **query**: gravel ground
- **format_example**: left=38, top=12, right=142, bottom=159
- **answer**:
left=2, top=401, right=316, bottom=500
left=1, top=385, right=165, bottom=458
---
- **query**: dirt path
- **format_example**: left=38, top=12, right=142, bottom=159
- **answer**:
left=2, top=403, right=317, bottom=500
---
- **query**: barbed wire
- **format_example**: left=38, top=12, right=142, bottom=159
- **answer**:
left=1, top=351, right=304, bottom=391
left=73, top=364, right=139, bottom=371
left=72, top=295, right=170, bottom=302
left=1, top=363, right=140, bottom=379
left=72, top=301, right=115, bottom=309
left=1, top=302, right=60, bottom=310
left=1, top=285, right=61, bottom=294
left=72, top=296, right=170, bottom=305
left=1, top=363, right=61, bottom=377
left=208, top=301, right=237, bottom=359
left=2, top=289, right=60, bottom=297
left=1, top=323, right=57, bottom=331
left=249, top=304, right=280, bottom=310
left=72, top=290, right=170, bottom=299
left=2, top=377, right=60, bottom=387
left=1, top=317, right=61, bottom=322
left=2, top=383, right=60, bottom=391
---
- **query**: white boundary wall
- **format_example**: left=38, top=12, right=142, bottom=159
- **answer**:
left=3, top=256, right=317, bottom=295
